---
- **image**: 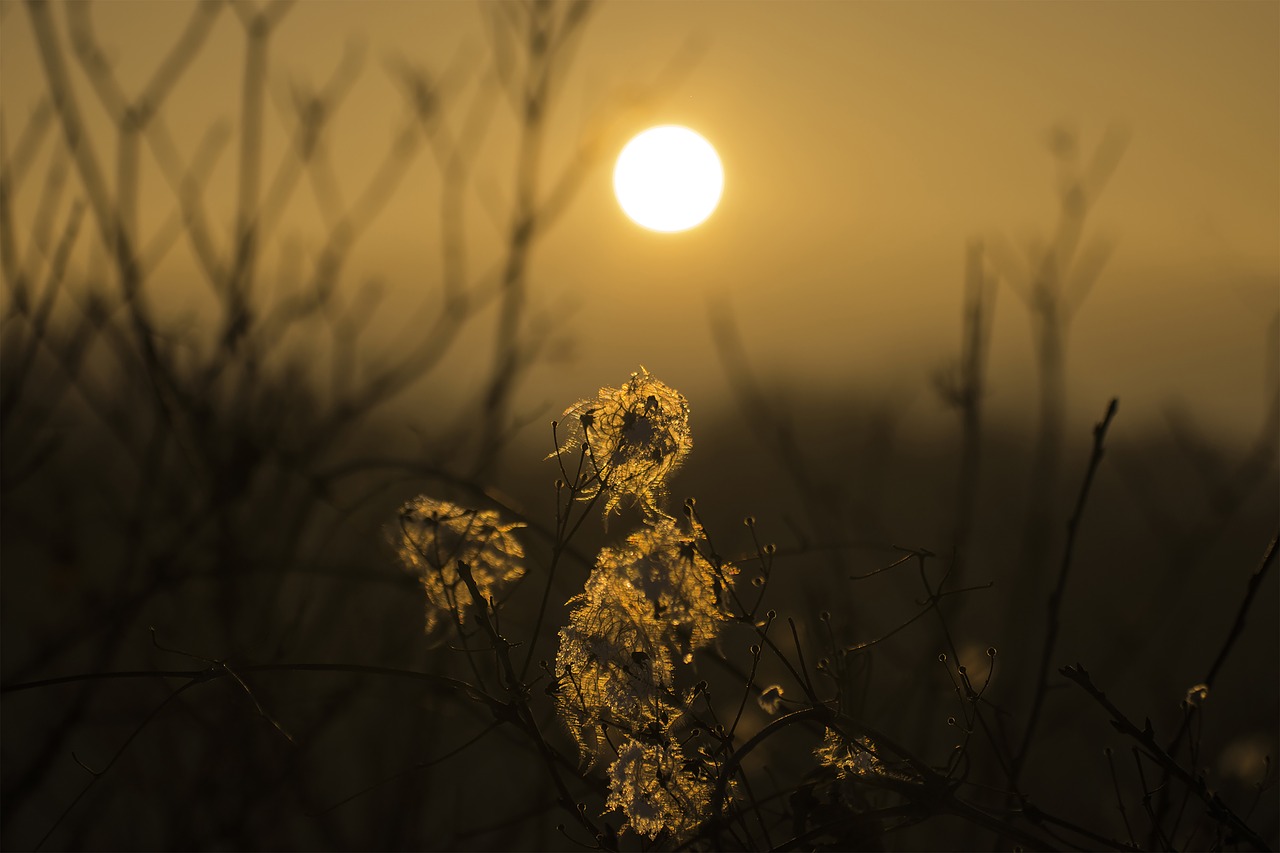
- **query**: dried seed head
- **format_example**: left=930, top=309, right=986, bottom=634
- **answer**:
left=553, top=517, right=737, bottom=770
left=389, top=497, right=524, bottom=635
left=551, top=367, right=693, bottom=520
left=757, top=685, right=785, bottom=714
left=815, top=730, right=885, bottom=780
left=606, top=738, right=714, bottom=840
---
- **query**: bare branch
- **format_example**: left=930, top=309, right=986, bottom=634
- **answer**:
left=1015, top=398, right=1119, bottom=780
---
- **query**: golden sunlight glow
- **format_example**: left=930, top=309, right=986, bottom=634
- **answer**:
left=613, top=126, right=724, bottom=233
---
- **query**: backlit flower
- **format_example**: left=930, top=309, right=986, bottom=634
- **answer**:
left=815, top=729, right=884, bottom=779
left=555, top=517, right=736, bottom=763
left=603, top=516, right=736, bottom=664
left=556, top=565, right=679, bottom=759
left=553, top=367, right=692, bottom=518
left=390, top=497, right=524, bottom=634
left=606, top=737, right=715, bottom=840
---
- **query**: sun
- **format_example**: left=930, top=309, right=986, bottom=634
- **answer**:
left=613, top=126, right=724, bottom=233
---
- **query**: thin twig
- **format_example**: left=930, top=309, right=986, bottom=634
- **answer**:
left=1015, top=398, right=1118, bottom=779
left=1061, top=663, right=1268, bottom=851
left=454, top=561, right=611, bottom=849
left=1150, top=531, right=1279, bottom=842
left=1197, top=532, right=1276, bottom=706
left=1105, top=747, right=1138, bottom=848
left=34, top=680, right=200, bottom=851
left=318, top=721, right=501, bottom=814
left=2, top=662, right=500, bottom=712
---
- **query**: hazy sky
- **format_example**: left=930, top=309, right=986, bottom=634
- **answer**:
left=2, top=1, right=1277, bottom=443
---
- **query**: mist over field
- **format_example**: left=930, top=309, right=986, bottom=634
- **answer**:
left=2, top=0, right=1276, bottom=439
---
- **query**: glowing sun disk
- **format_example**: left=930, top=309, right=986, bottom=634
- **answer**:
left=613, top=126, right=723, bottom=233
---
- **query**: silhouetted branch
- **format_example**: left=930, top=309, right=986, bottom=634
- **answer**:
left=0, top=98, right=54, bottom=200
left=1015, top=398, right=1118, bottom=780
left=989, top=126, right=1127, bottom=653
left=144, top=116, right=231, bottom=286
left=11, top=138, right=70, bottom=292
left=454, top=560, right=611, bottom=848
left=1060, top=663, right=1269, bottom=852
left=1149, top=532, right=1280, bottom=843
left=3, top=661, right=501, bottom=707
left=934, top=239, right=999, bottom=595
left=25, top=1, right=120, bottom=274
left=34, top=680, right=200, bottom=851
left=1201, top=533, right=1279, bottom=695
left=140, top=120, right=229, bottom=275
left=0, top=201, right=83, bottom=430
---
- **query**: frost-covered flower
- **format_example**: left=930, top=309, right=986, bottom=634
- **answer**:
left=815, top=729, right=884, bottom=779
left=604, top=517, right=737, bottom=664
left=553, top=367, right=692, bottom=518
left=606, top=737, right=715, bottom=840
left=556, top=566, right=680, bottom=759
left=550, top=373, right=736, bottom=836
left=555, top=517, right=736, bottom=762
left=390, top=497, right=524, bottom=633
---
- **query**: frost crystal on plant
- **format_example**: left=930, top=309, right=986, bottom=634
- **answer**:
left=550, top=373, right=735, bottom=837
left=606, top=738, right=715, bottom=840
left=554, top=367, right=692, bottom=518
left=555, top=517, right=736, bottom=762
left=606, top=517, right=737, bottom=664
left=390, top=497, right=524, bottom=634
left=815, top=729, right=884, bottom=779
left=556, top=565, right=680, bottom=758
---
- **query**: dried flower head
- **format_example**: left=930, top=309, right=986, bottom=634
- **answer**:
left=757, top=685, right=785, bottom=715
left=605, top=517, right=737, bottom=664
left=390, top=497, right=524, bottom=634
left=606, top=737, right=715, bottom=840
left=556, top=566, right=680, bottom=759
left=1185, top=682, right=1210, bottom=707
left=815, top=729, right=884, bottom=780
left=553, top=367, right=692, bottom=518
left=555, top=516, right=737, bottom=762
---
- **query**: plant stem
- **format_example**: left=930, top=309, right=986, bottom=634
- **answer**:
left=1014, top=398, right=1117, bottom=781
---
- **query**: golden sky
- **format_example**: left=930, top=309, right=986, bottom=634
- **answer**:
left=2, top=1, right=1277, bottom=443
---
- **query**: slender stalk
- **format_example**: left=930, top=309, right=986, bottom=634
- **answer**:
left=2, top=662, right=501, bottom=709
left=1014, top=398, right=1117, bottom=780
left=1062, top=664, right=1268, bottom=851
left=1149, top=532, right=1279, bottom=843
left=947, top=240, right=997, bottom=593
left=226, top=10, right=269, bottom=348
left=454, top=560, right=611, bottom=849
